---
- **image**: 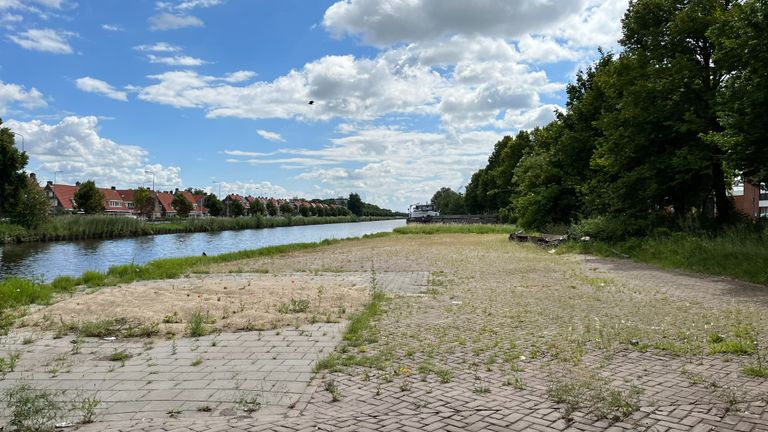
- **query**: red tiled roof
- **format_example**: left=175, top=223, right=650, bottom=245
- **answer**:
left=49, top=184, right=78, bottom=211
left=156, top=192, right=175, bottom=213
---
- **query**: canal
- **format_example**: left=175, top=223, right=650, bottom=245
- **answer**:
left=0, top=219, right=406, bottom=282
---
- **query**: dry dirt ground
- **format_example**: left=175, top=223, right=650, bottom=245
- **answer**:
left=2, top=233, right=768, bottom=431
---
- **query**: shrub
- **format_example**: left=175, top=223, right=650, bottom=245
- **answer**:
left=4, top=383, right=63, bottom=431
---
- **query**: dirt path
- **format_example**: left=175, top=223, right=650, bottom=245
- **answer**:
left=2, top=234, right=767, bottom=431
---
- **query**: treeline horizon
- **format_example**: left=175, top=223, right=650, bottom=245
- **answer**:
left=432, top=0, right=767, bottom=239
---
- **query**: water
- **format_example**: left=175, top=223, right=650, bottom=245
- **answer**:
left=0, top=219, right=406, bottom=282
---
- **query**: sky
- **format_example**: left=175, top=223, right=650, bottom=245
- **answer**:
left=1, top=0, right=628, bottom=211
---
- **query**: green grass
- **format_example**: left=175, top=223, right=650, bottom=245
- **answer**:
left=0, top=278, right=53, bottom=311
left=394, top=224, right=516, bottom=235
left=0, top=215, right=396, bottom=244
left=187, top=311, right=209, bottom=337
left=559, top=227, right=768, bottom=285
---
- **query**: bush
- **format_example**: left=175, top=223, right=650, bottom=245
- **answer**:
left=568, top=216, right=652, bottom=241
left=4, top=383, right=63, bottom=431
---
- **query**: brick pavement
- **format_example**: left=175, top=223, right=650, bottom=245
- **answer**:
left=2, top=235, right=767, bottom=431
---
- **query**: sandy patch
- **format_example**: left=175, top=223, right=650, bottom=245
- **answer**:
left=21, top=272, right=371, bottom=335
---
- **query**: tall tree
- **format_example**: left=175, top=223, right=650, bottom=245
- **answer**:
left=171, top=193, right=193, bottom=218
left=74, top=181, right=104, bottom=214
left=13, top=176, right=50, bottom=229
left=0, top=120, right=29, bottom=218
left=430, top=187, right=466, bottom=215
left=203, top=194, right=223, bottom=217
left=279, top=201, right=295, bottom=216
left=229, top=199, right=245, bottom=217
left=609, top=0, right=736, bottom=221
left=347, top=193, right=364, bottom=216
left=266, top=200, right=278, bottom=217
left=133, top=187, right=155, bottom=219
left=711, top=0, right=768, bottom=184
left=249, top=198, right=265, bottom=216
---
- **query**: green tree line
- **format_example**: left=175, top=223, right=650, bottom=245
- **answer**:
left=451, top=0, right=767, bottom=238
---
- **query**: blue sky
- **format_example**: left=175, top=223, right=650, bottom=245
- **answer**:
left=1, top=0, right=627, bottom=211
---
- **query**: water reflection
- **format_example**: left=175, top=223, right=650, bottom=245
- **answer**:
left=0, top=219, right=406, bottom=282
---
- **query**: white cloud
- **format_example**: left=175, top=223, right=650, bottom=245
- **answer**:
left=6, top=116, right=183, bottom=189
left=222, top=71, right=256, bottom=83
left=156, top=0, right=223, bottom=11
left=256, top=130, right=285, bottom=142
left=224, top=125, right=527, bottom=210
left=323, top=0, right=587, bottom=47
left=148, top=12, right=203, bottom=31
left=8, top=28, right=74, bottom=54
left=208, top=180, right=300, bottom=199
left=134, top=42, right=181, bottom=52
left=147, top=54, right=207, bottom=66
left=0, top=80, right=47, bottom=115
left=101, top=24, right=124, bottom=32
left=75, top=77, right=128, bottom=101
left=0, top=12, right=22, bottom=29
left=32, top=0, right=63, bottom=8
left=549, top=0, right=628, bottom=51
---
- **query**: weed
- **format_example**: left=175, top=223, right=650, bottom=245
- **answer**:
left=191, top=356, right=204, bottom=366
left=323, top=379, right=343, bottom=402
left=71, top=334, right=83, bottom=354
left=0, top=351, right=20, bottom=376
left=109, top=350, right=132, bottom=362
left=187, top=311, right=210, bottom=337
left=547, top=368, right=642, bottom=421
left=162, top=311, right=182, bottom=323
left=167, top=409, right=182, bottom=418
left=505, top=374, right=526, bottom=390
left=236, top=391, right=263, bottom=413
left=72, top=394, right=100, bottom=424
left=22, top=335, right=35, bottom=345
left=4, top=383, right=62, bottom=431
left=436, top=368, right=453, bottom=383
left=744, top=336, right=768, bottom=378
left=399, top=380, right=411, bottom=392
left=171, top=339, right=178, bottom=355
left=197, top=405, right=212, bottom=412
left=278, top=298, right=311, bottom=314
left=473, top=385, right=491, bottom=394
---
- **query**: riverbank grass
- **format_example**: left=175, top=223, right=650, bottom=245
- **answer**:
left=559, top=228, right=768, bottom=285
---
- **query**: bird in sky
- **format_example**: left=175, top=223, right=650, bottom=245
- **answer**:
left=308, top=100, right=314, bottom=105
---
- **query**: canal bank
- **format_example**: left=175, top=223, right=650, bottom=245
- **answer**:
left=0, top=219, right=406, bottom=281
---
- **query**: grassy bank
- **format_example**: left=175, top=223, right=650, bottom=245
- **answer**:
left=0, top=215, right=395, bottom=244
left=559, top=228, right=768, bottom=285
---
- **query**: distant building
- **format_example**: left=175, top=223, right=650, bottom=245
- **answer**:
left=732, top=180, right=768, bottom=219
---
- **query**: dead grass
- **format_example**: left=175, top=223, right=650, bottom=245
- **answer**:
left=21, top=272, right=370, bottom=335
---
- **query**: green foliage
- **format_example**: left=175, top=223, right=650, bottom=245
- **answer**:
left=74, top=180, right=105, bottom=214
left=4, top=383, right=63, bottom=432
left=12, top=176, right=50, bottom=229
left=265, top=200, right=278, bottom=216
left=277, top=298, right=310, bottom=314
left=547, top=369, right=642, bottom=420
left=278, top=201, right=294, bottom=216
left=171, top=193, right=193, bottom=218
left=187, top=311, right=209, bottom=337
left=228, top=198, right=245, bottom=217
left=393, top=224, right=515, bottom=235
left=299, top=203, right=310, bottom=217
left=347, top=193, right=364, bottom=216
left=0, top=120, right=30, bottom=219
left=430, top=187, right=466, bottom=215
left=203, top=194, right=223, bottom=217
left=133, top=187, right=155, bottom=218
left=560, top=226, right=768, bottom=284
left=0, top=278, right=53, bottom=310
left=249, top=198, right=265, bottom=216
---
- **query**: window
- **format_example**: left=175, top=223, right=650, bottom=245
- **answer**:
left=760, top=207, right=768, bottom=218
left=760, top=192, right=768, bottom=201
left=127, top=202, right=134, bottom=208
left=109, top=201, right=121, bottom=208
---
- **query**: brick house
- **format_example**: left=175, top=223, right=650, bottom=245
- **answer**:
left=45, top=182, right=134, bottom=217
left=733, top=180, right=768, bottom=219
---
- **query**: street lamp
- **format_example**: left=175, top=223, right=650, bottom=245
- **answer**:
left=52, top=170, right=63, bottom=215
left=144, top=170, right=155, bottom=191
left=10, top=132, right=24, bottom=152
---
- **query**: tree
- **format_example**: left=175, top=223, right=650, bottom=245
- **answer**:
left=711, top=0, right=768, bottom=184
left=609, top=0, right=736, bottom=221
left=133, top=187, right=155, bottom=219
left=12, top=176, right=50, bottom=229
left=0, top=120, right=29, bottom=218
left=171, top=193, right=193, bottom=218
left=266, top=200, right=278, bottom=216
left=203, top=194, right=223, bottom=217
left=185, top=187, right=206, bottom=195
left=347, top=193, right=364, bottom=216
left=299, top=203, right=310, bottom=217
left=249, top=198, right=265, bottom=216
left=430, top=187, right=466, bottom=215
left=74, top=181, right=104, bottom=214
left=229, top=199, right=245, bottom=217
left=279, top=201, right=295, bottom=216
